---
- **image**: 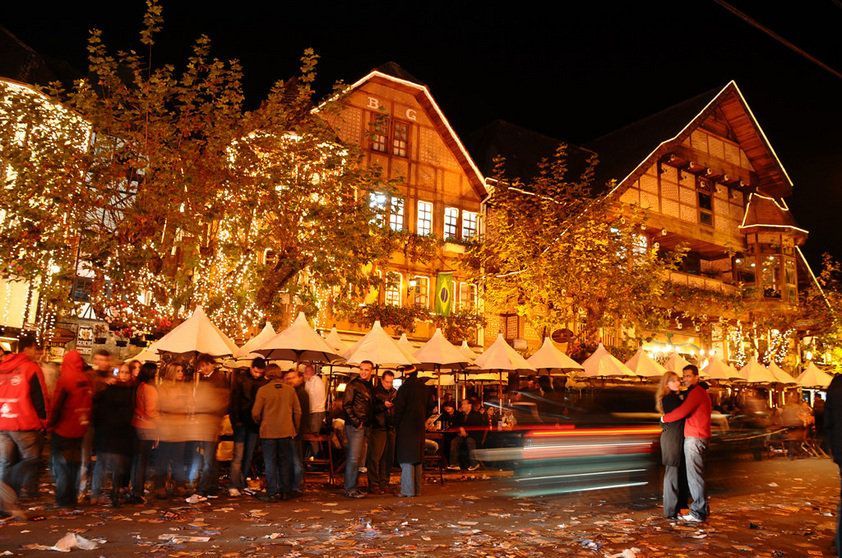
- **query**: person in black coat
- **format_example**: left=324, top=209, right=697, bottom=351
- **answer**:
left=656, top=370, right=689, bottom=519
left=824, top=373, right=842, bottom=556
left=91, top=364, right=135, bottom=505
left=393, top=366, right=427, bottom=497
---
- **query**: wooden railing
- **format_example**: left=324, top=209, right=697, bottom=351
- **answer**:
left=667, top=270, right=739, bottom=295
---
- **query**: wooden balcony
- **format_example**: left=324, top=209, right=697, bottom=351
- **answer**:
left=667, top=270, right=739, bottom=295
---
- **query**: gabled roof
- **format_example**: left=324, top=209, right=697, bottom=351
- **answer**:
left=588, top=81, right=794, bottom=198
left=740, top=193, right=808, bottom=236
left=466, top=119, right=596, bottom=182
left=342, top=65, right=487, bottom=198
left=0, top=25, right=78, bottom=86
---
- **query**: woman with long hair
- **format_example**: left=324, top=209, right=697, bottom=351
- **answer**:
left=656, top=370, right=689, bottom=519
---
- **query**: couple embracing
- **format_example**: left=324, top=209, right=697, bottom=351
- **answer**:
left=656, top=364, right=712, bottom=523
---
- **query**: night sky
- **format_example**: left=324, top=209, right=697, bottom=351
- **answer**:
left=5, top=1, right=841, bottom=267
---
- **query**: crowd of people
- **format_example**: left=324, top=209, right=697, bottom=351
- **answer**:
left=0, top=338, right=508, bottom=518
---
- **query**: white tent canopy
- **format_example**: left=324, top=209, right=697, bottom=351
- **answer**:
left=254, top=312, right=343, bottom=363
left=397, top=333, right=419, bottom=362
left=341, top=321, right=419, bottom=367
left=768, top=361, right=797, bottom=384
left=323, top=327, right=349, bottom=353
left=663, top=353, right=692, bottom=373
left=460, top=341, right=477, bottom=363
left=740, top=358, right=778, bottom=384
left=414, top=328, right=471, bottom=371
left=797, top=362, right=834, bottom=388
left=155, top=306, right=239, bottom=357
left=236, top=322, right=276, bottom=358
left=124, top=342, right=159, bottom=363
left=625, top=348, right=666, bottom=378
left=527, top=337, right=584, bottom=372
left=579, top=343, right=635, bottom=378
left=474, top=334, right=535, bottom=372
left=701, top=356, right=737, bottom=381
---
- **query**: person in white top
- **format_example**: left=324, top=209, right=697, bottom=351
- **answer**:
left=303, top=365, right=327, bottom=457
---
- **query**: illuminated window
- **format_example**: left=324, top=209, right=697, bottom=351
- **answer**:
left=417, top=200, right=433, bottom=236
left=461, top=210, right=478, bottom=240
left=370, top=114, right=388, bottom=153
left=369, top=192, right=388, bottom=227
left=384, top=271, right=402, bottom=306
left=444, top=207, right=459, bottom=240
left=761, top=254, right=782, bottom=299
left=393, top=121, right=410, bottom=157
left=785, top=257, right=797, bottom=302
left=389, top=197, right=404, bottom=232
left=409, top=275, right=430, bottom=308
left=458, top=282, right=477, bottom=311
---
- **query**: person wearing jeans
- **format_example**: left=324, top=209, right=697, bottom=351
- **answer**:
left=228, top=359, right=267, bottom=496
left=662, top=364, right=712, bottom=522
left=129, top=362, right=159, bottom=503
left=342, top=361, right=374, bottom=498
left=187, top=354, right=230, bottom=497
left=0, top=337, right=49, bottom=498
left=48, top=351, right=93, bottom=507
left=367, top=371, right=396, bottom=494
left=90, top=364, right=134, bottom=505
left=393, top=366, right=427, bottom=497
left=252, top=365, right=301, bottom=501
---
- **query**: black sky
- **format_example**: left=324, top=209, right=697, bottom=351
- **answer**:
left=4, top=0, right=841, bottom=267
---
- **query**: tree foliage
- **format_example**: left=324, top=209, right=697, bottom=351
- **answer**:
left=0, top=0, right=395, bottom=338
left=470, top=147, right=684, bottom=348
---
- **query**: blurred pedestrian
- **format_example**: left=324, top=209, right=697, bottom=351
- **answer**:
left=228, top=358, right=267, bottom=497
left=393, top=365, right=427, bottom=497
left=367, top=369, right=396, bottom=494
left=48, top=350, right=92, bottom=508
left=80, top=349, right=114, bottom=498
left=342, top=361, right=374, bottom=498
left=91, top=363, right=135, bottom=505
left=661, top=364, right=712, bottom=523
left=128, top=362, right=159, bottom=504
left=655, top=370, right=689, bottom=519
left=187, top=354, right=229, bottom=498
left=252, top=365, right=301, bottom=501
left=826, top=374, right=842, bottom=557
left=154, top=363, right=190, bottom=498
left=0, top=336, right=48, bottom=501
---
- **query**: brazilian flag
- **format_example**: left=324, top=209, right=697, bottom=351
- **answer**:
left=435, top=272, right=454, bottom=316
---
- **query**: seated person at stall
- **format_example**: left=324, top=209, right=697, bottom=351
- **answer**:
left=447, top=399, right=484, bottom=471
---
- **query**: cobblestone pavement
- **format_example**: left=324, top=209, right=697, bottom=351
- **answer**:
left=0, top=456, right=837, bottom=557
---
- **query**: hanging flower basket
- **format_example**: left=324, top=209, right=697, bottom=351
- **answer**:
left=94, top=337, right=107, bottom=345
left=115, top=340, right=128, bottom=347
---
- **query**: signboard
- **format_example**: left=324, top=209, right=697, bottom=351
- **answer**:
left=76, top=325, right=94, bottom=356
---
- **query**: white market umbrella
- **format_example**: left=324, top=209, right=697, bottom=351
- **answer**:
left=341, top=321, right=419, bottom=367
left=124, top=342, right=159, bottom=363
left=625, top=348, right=667, bottom=378
left=460, top=341, right=477, bottom=363
left=397, top=333, right=419, bottom=362
left=740, top=358, right=778, bottom=384
left=155, top=306, right=239, bottom=357
left=474, top=333, right=535, bottom=402
left=415, top=329, right=471, bottom=371
left=527, top=337, right=584, bottom=373
left=701, top=356, right=737, bottom=381
left=254, top=312, right=343, bottom=363
left=797, top=362, right=834, bottom=388
left=579, top=343, right=635, bottom=378
left=474, top=334, right=534, bottom=372
left=663, top=352, right=692, bottom=373
left=236, top=322, right=276, bottom=358
left=324, top=327, right=349, bottom=353
left=767, top=361, right=797, bottom=384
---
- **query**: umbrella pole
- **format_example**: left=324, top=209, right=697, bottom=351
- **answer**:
left=498, top=370, right=503, bottom=405
left=437, top=364, right=442, bottom=414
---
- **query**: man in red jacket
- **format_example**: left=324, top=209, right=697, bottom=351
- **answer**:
left=0, top=336, right=48, bottom=502
left=661, top=364, right=711, bottom=523
left=48, top=351, right=93, bottom=507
